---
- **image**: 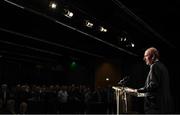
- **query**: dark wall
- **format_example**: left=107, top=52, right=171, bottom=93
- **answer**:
left=163, top=50, right=180, bottom=113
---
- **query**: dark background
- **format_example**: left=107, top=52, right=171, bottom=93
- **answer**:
left=0, top=0, right=179, bottom=113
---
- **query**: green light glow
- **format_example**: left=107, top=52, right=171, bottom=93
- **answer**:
left=70, top=61, right=77, bottom=70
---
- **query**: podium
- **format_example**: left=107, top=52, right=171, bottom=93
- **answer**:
left=112, top=86, right=146, bottom=114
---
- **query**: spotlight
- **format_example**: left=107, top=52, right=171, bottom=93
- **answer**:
left=120, top=37, right=127, bottom=42
left=126, top=42, right=135, bottom=48
left=49, top=1, right=57, bottom=9
left=106, top=78, right=109, bottom=81
left=85, top=20, right=93, bottom=28
left=64, top=9, right=73, bottom=18
left=131, top=43, right=135, bottom=47
left=99, top=26, right=107, bottom=32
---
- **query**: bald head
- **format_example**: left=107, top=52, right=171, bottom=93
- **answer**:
left=144, top=47, right=160, bottom=65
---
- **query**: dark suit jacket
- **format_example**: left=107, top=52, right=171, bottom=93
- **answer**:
left=138, top=61, right=173, bottom=113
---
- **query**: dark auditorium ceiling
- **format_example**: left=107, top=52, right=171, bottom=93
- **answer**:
left=0, top=0, right=179, bottom=63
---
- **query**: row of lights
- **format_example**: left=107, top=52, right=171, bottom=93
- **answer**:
left=49, top=1, right=74, bottom=18
left=4, top=0, right=135, bottom=49
left=49, top=1, right=108, bottom=33
left=118, top=36, right=135, bottom=48
left=49, top=1, right=135, bottom=48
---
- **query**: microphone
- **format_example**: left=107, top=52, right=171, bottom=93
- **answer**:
left=118, top=76, right=129, bottom=85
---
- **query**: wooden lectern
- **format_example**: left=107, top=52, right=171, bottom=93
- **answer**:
left=112, top=86, right=146, bottom=114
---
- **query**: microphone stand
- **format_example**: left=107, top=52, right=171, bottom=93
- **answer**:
left=120, top=84, right=127, bottom=113
left=118, top=78, right=128, bottom=113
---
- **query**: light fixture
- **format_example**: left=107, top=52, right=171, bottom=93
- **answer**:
left=85, top=20, right=93, bottom=28
left=131, top=43, right=135, bottom=47
left=49, top=1, right=57, bottom=9
left=64, top=9, right=74, bottom=18
left=126, top=42, right=135, bottom=48
left=99, top=26, right=107, bottom=32
left=106, top=78, right=109, bottom=81
left=120, top=37, right=127, bottom=42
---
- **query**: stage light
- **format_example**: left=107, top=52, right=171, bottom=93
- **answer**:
left=126, top=42, right=135, bottom=48
left=120, top=37, right=127, bottom=42
left=49, top=1, right=57, bottom=9
left=85, top=20, right=93, bottom=28
left=106, top=78, right=109, bottom=81
left=64, top=9, right=73, bottom=18
left=99, top=26, right=107, bottom=32
left=131, top=43, right=135, bottom=47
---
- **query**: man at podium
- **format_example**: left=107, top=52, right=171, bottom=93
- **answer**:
left=135, top=47, right=174, bottom=113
